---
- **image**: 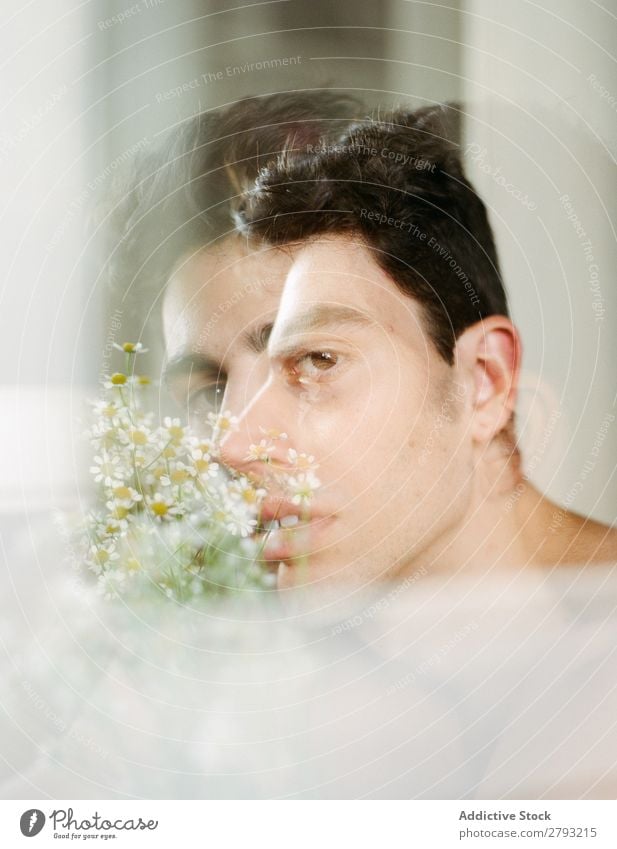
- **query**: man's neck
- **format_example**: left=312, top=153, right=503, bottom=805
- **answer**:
left=414, top=438, right=597, bottom=575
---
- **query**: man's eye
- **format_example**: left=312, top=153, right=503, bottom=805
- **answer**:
left=292, top=351, right=339, bottom=380
left=188, top=381, right=227, bottom=415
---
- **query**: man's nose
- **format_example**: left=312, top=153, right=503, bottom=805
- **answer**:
left=218, top=378, right=289, bottom=474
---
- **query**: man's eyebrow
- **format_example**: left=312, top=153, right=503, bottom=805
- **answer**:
left=163, top=353, right=223, bottom=386
left=269, top=305, right=375, bottom=355
left=243, top=321, right=274, bottom=354
left=163, top=322, right=274, bottom=384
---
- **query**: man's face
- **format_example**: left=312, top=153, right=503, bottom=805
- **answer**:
left=164, top=235, right=474, bottom=590
left=163, top=240, right=292, bottom=427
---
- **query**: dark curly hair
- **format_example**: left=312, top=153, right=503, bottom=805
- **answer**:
left=104, top=92, right=364, bottom=302
left=235, top=104, right=509, bottom=364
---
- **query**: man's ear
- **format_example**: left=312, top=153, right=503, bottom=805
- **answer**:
left=454, top=316, right=522, bottom=444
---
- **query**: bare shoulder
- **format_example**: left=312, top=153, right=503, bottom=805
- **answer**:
left=519, top=486, right=617, bottom=567
left=555, top=513, right=617, bottom=566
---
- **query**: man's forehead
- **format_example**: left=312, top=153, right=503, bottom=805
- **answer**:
left=167, top=241, right=290, bottom=299
left=164, top=234, right=423, bottom=362
left=163, top=240, right=290, bottom=355
left=275, top=235, right=418, bottom=328
left=266, top=303, right=377, bottom=361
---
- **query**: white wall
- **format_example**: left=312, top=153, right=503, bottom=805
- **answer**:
left=0, top=1, right=103, bottom=386
left=462, top=0, right=617, bottom=523
left=0, top=1, right=103, bottom=509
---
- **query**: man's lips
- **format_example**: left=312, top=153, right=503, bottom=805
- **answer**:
left=257, top=497, right=313, bottom=525
left=252, top=500, right=333, bottom=563
left=259, top=530, right=305, bottom=563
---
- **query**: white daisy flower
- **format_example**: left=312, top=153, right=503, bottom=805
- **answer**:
left=229, top=476, right=266, bottom=506
left=259, top=426, right=288, bottom=440
left=113, top=341, right=149, bottom=354
left=287, top=471, right=321, bottom=506
left=109, top=485, right=143, bottom=507
left=287, top=448, right=319, bottom=471
left=224, top=513, right=258, bottom=538
left=87, top=541, right=120, bottom=574
left=207, top=409, right=239, bottom=438
left=146, top=492, right=182, bottom=520
left=89, top=453, right=121, bottom=486
left=190, top=448, right=220, bottom=479
left=103, top=372, right=129, bottom=389
left=96, top=569, right=127, bottom=600
left=246, top=438, right=275, bottom=463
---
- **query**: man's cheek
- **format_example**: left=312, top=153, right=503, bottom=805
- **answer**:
left=405, top=401, right=455, bottom=468
left=293, top=406, right=362, bottom=458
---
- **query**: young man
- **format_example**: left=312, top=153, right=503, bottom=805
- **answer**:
left=111, top=92, right=367, bottom=591
left=163, top=104, right=616, bottom=590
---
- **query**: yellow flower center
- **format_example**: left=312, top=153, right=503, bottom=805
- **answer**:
left=93, top=549, right=109, bottom=564
left=111, top=373, right=127, bottom=385
left=113, top=486, right=132, bottom=500
left=110, top=506, right=129, bottom=520
left=170, top=469, right=189, bottom=484
left=130, top=429, right=148, bottom=445
left=151, top=501, right=168, bottom=516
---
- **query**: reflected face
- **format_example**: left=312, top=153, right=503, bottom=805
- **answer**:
left=163, top=235, right=474, bottom=590
left=163, top=241, right=291, bottom=428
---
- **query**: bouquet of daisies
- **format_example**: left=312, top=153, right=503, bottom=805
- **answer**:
left=82, top=343, right=319, bottom=603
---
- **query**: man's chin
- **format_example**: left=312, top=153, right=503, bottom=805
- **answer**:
left=273, top=555, right=395, bottom=628
left=274, top=552, right=368, bottom=595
